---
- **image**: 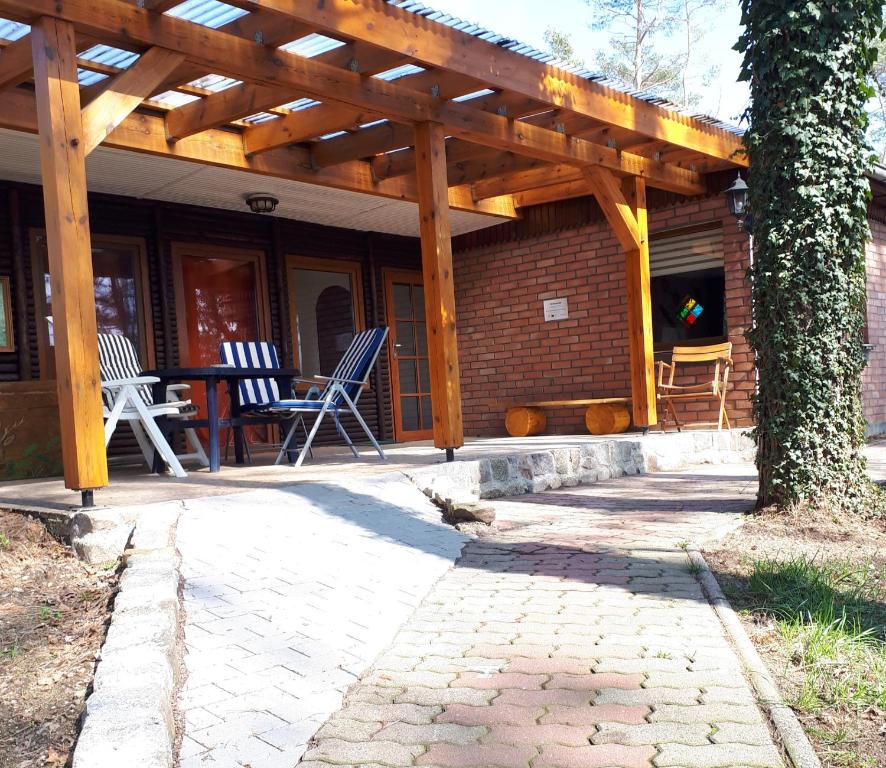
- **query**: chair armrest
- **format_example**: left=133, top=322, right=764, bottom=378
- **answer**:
left=167, top=383, right=191, bottom=392
left=294, top=376, right=325, bottom=386
left=314, top=374, right=365, bottom=386
left=102, top=375, right=160, bottom=389
left=655, top=360, right=672, bottom=387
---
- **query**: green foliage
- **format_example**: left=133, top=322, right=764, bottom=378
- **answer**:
left=747, top=555, right=886, bottom=715
left=737, top=1, right=883, bottom=512
left=0, top=532, right=9, bottom=549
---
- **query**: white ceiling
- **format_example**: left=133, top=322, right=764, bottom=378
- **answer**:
left=0, top=128, right=507, bottom=238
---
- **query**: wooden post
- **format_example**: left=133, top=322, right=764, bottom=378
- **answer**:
left=31, top=17, right=108, bottom=491
left=583, top=166, right=656, bottom=427
left=414, top=122, right=464, bottom=452
left=621, top=176, right=656, bottom=427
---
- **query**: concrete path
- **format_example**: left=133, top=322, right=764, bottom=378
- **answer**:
left=175, top=476, right=466, bottom=768
left=301, top=464, right=786, bottom=768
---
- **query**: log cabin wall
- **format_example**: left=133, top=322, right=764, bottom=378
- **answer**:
left=0, top=180, right=423, bottom=450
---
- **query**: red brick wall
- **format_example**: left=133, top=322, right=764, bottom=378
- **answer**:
left=864, top=216, right=886, bottom=433
left=453, top=194, right=755, bottom=436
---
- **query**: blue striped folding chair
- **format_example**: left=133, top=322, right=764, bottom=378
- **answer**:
left=239, top=327, right=388, bottom=467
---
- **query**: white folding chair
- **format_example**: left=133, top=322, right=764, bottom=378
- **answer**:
left=98, top=333, right=208, bottom=474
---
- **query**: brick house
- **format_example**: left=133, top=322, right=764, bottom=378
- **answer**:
left=0, top=0, right=882, bottom=498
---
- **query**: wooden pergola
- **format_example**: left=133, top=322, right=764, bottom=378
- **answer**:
left=0, top=0, right=746, bottom=494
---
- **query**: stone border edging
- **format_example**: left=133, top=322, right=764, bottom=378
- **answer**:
left=688, top=548, right=822, bottom=768
left=72, top=503, right=183, bottom=768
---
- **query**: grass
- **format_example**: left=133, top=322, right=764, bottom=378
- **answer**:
left=746, top=553, right=886, bottom=761
left=0, top=532, right=9, bottom=549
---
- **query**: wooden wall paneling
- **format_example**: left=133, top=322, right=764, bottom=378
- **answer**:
left=8, top=189, right=30, bottom=379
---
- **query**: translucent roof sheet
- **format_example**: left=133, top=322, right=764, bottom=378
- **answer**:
left=165, top=0, right=247, bottom=29
left=0, top=18, right=28, bottom=41
left=150, top=90, right=202, bottom=108
left=280, top=33, right=346, bottom=58
left=188, top=74, right=241, bottom=93
left=374, top=64, right=425, bottom=81
left=77, top=69, right=109, bottom=88
left=79, top=44, right=139, bottom=70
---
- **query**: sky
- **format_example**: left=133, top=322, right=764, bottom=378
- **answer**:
left=423, top=0, right=750, bottom=126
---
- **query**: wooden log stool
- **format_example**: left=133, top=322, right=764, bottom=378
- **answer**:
left=505, top=406, right=547, bottom=437
left=584, top=402, right=631, bottom=435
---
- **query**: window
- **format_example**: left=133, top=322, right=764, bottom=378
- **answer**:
left=288, top=256, right=364, bottom=378
left=649, top=225, right=726, bottom=346
left=32, top=232, right=152, bottom=378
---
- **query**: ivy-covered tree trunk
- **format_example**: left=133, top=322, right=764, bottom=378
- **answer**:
left=738, top=2, right=881, bottom=511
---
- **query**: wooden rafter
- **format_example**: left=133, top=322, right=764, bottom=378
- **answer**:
left=312, top=122, right=413, bottom=168
left=82, top=46, right=185, bottom=154
left=0, top=87, right=518, bottom=219
left=0, top=0, right=707, bottom=196
left=371, top=140, right=491, bottom=181
left=243, top=103, right=384, bottom=155
left=247, top=0, right=747, bottom=165
left=0, top=33, right=31, bottom=92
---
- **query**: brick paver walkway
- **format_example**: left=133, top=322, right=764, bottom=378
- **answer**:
left=300, top=464, right=785, bottom=768
left=175, top=476, right=466, bottom=768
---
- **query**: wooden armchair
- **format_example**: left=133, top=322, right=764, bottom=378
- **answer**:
left=656, top=341, right=733, bottom=432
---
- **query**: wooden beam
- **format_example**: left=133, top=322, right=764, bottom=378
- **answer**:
left=0, top=0, right=706, bottom=196
left=582, top=165, right=641, bottom=252
left=0, top=87, right=517, bottom=219
left=312, top=122, right=413, bottom=168
left=165, top=82, right=303, bottom=141
left=0, top=33, right=32, bottom=92
left=82, top=47, right=185, bottom=155
left=512, top=180, right=593, bottom=208
left=373, top=140, right=513, bottom=182
left=584, top=167, right=656, bottom=427
left=622, top=175, right=656, bottom=428
left=415, top=122, right=463, bottom=451
left=474, top=164, right=589, bottom=200
left=447, top=151, right=545, bottom=187
left=30, top=17, right=108, bottom=491
left=248, top=0, right=747, bottom=165
left=243, top=103, right=384, bottom=155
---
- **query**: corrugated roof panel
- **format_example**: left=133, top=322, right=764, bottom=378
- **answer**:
left=241, top=113, right=278, bottom=124
left=453, top=89, right=495, bottom=103
left=165, top=0, right=247, bottom=29
left=188, top=74, right=241, bottom=93
left=319, top=130, right=349, bottom=141
left=78, top=69, right=109, bottom=88
left=79, top=44, right=139, bottom=70
left=0, top=18, right=28, bottom=41
left=151, top=90, right=202, bottom=108
left=374, top=64, right=425, bottom=81
left=390, top=0, right=743, bottom=135
left=281, top=33, right=346, bottom=58
left=280, top=97, right=323, bottom=112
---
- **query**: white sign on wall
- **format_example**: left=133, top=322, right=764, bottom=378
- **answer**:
left=543, top=297, right=569, bottom=322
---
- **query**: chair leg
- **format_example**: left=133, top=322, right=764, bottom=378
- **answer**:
left=335, top=413, right=360, bottom=458
left=129, top=392, right=187, bottom=478
left=718, top=390, right=731, bottom=431
left=276, top=418, right=301, bottom=465
left=129, top=420, right=154, bottom=468
left=184, top=425, right=210, bottom=467
left=294, top=402, right=333, bottom=468
left=667, top=397, right=684, bottom=432
left=339, top=390, right=385, bottom=461
left=104, top=393, right=128, bottom=446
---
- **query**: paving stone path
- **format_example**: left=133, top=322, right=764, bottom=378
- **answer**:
left=301, top=464, right=785, bottom=768
left=175, top=476, right=466, bottom=768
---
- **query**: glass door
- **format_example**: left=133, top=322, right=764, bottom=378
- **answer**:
left=174, top=244, right=269, bottom=444
left=384, top=270, right=433, bottom=441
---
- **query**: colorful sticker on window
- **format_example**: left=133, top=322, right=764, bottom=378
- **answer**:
left=677, top=295, right=704, bottom=326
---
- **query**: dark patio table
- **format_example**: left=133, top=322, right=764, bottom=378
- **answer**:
left=144, top=366, right=301, bottom=473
